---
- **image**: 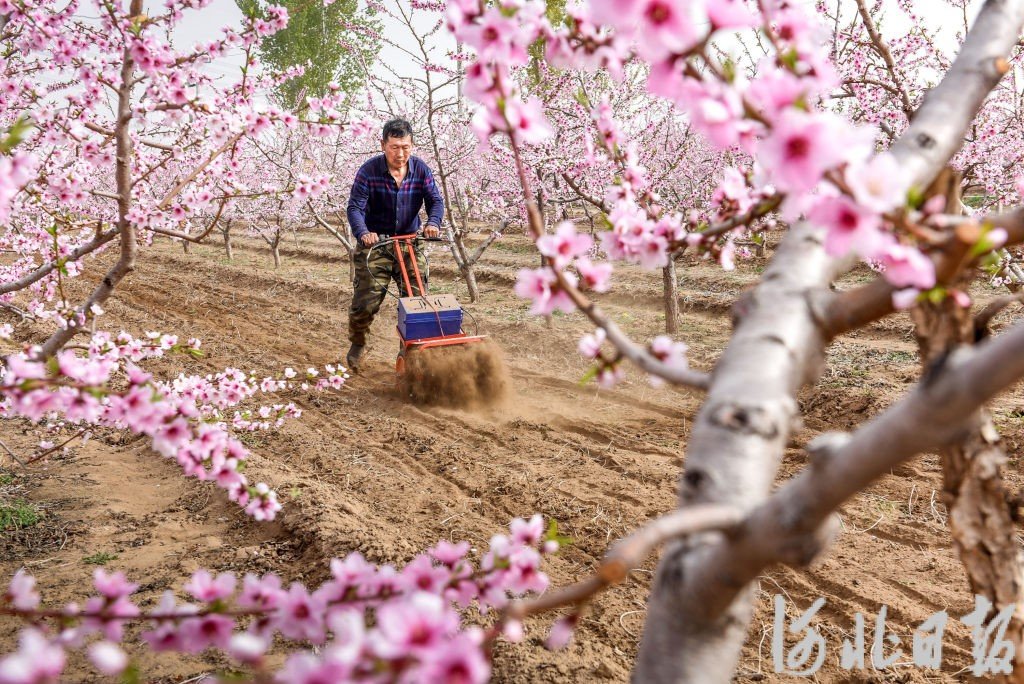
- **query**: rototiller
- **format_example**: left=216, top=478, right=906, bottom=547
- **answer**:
left=367, top=233, right=486, bottom=377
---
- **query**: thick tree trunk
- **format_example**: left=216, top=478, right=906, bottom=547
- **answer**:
left=663, top=258, right=680, bottom=335
left=912, top=283, right=1024, bottom=683
left=271, top=244, right=281, bottom=269
left=632, top=4, right=1024, bottom=679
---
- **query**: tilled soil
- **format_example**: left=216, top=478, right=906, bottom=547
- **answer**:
left=2, top=229, right=1024, bottom=682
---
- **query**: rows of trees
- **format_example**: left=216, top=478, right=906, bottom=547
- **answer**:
left=3, top=0, right=1024, bottom=681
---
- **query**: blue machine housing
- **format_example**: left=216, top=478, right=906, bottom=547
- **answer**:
left=398, top=294, right=464, bottom=340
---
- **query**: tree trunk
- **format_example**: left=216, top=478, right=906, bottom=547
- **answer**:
left=224, top=231, right=233, bottom=260
left=182, top=239, right=190, bottom=254
left=912, top=281, right=1024, bottom=683
left=461, top=263, right=480, bottom=303
left=663, top=258, right=680, bottom=335
left=272, top=244, right=281, bottom=269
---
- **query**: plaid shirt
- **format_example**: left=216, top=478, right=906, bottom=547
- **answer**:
left=346, top=155, right=444, bottom=239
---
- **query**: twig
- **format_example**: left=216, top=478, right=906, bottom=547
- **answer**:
left=503, top=504, right=741, bottom=621
left=0, top=438, right=27, bottom=467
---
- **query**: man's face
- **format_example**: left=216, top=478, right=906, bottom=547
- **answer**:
left=382, top=134, right=413, bottom=169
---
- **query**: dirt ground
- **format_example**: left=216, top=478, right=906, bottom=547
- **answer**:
left=3, top=228, right=1024, bottom=683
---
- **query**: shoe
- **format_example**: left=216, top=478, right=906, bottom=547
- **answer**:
left=346, top=343, right=364, bottom=373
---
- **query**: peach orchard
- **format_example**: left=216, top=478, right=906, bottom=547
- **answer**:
left=4, top=0, right=1024, bottom=681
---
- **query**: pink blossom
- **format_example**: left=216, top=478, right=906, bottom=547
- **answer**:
left=510, top=513, right=545, bottom=546
left=504, top=96, right=554, bottom=145
left=184, top=569, right=236, bottom=602
left=6, top=570, right=39, bottom=610
left=705, top=0, right=757, bottom=30
left=891, top=288, right=921, bottom=310
left=578, top=329, right=607, bottom=359
left=537, top=221, right=592, bottom=267
left=845, top=153, right=909, bottom=213
left=93, top=569, right=137, bottom=599
left=418, top=634, right=491, bottom=684
left=878, top=243, right=936, bottom=289
left=429, top=540, right=470, bottom=567
left=374, top=593, right=458, bottom=658
left=273, top=583, right=326, bottom=644
left=0, top=630, right=65, bottom=684
left=576, top=258, right=613, bottom=292
left=758, top=111, right=849, bottom=193
left=228, top=633, right=267, bottom=665
left=88, top=641, right=127, bottom=676
left=400, top=555, right=450, bottom=595
left=514, top=268, right=578, bottom=316
left=546, top=615, right=578, bottom=650
left=808, top=195, right=883, bottom=258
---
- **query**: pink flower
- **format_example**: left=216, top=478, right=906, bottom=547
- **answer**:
left=891, top=288, right=921, bottom=310
left=93, top=569, right=137, bottom=599
left=504, top=96, right=554, bottom=145
left=845, top=153, right=909, bottom=213
left=578, top=329, right=607, bottom=359
left=0, top=630, right=66, bottom=683
left=677, top=79, right=746, bottom=150
left=576, top=258, right=613, bottom=292
left=705, top=0, right=757, bottom=30
left=538, top=222, right=592, bottom=268
left=808, top=195, right=883, bottom=258
left=546, top=615, right=578, bottom=650
left=273, top=583, right=326, bottom=644
left=184, top=569, right=236, bottom=602
left=228, top=633, right=267, bottom=665
left=758, top=111, right=848, bottom=193
left=373, top=593, right=458, bottom=658
left=179, top=614, right=235, bottom=652
left=514, top=268, right=577, bottom=316
left=400, top=555, right=450, bottom=595
left=505, top=547, right=549, bottom=595
left=879, top=243, right=936, bottom=289
left=510, top=514, right=545, bottom=546
left=746, top=66, right=810, bottom=117
left=418, top=633, right=491, bottom=684
left=6, top=570, right=39, bottom=610
left=238, top=573, right=285, bottom=611
left=429, top=540, right=470, bottom=567
left=88, top=641, right=127, bottom=676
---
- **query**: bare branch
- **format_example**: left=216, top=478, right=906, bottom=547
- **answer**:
left=504, top=505, right=742, bottom=621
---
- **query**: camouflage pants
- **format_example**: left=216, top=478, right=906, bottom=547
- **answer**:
left=348, top=241, right=427, bottom=346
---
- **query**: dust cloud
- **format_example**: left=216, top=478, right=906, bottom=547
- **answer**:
left=399, top=338, right=509, bottom=409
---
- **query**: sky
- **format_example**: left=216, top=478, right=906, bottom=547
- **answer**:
left=163, top=0, right=456, bottom=90
left=160, top=0, right=981, bottom=88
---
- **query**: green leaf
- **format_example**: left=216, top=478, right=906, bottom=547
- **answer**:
left=0, top=117, right=34, bottom=154
left=120, top=664, right=141, bottom=684
left=968, top=222, right=1003, bottom=259
left=924, top=286, right=947, bottom=305
left=578, top=365, right=599, bottom=386
left=906, top=185, right=926, bottom=210
left=779, top=48, right=799, bottom=71
left=545, top=518, right=572, bottom=548
left=722, top=58, right=736, bottom=84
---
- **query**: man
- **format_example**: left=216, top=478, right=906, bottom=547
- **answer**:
left=345, top=118, right=444, bottom=372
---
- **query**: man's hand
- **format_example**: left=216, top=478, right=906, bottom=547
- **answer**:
left=423, top=224, right=440, bottom=239
left=359, top=232, right=379, bottom=248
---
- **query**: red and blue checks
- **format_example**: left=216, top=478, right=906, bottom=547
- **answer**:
left=346, top=154, right=445, bottom=239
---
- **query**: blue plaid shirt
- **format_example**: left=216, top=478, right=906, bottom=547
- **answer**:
left=346, top=155, right=444, bottom=239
